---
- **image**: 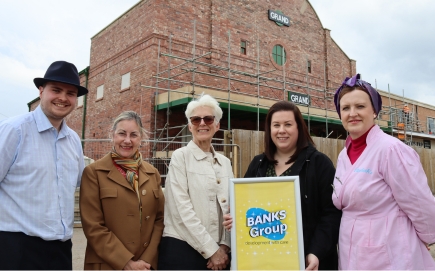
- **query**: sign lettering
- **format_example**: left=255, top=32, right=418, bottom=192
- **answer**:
left=288, top=91, right=311, bottom=106
left=268, top=10, right=290, bottom=27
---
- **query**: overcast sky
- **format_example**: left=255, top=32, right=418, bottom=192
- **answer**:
left=1, top=0, right=434, bottom=121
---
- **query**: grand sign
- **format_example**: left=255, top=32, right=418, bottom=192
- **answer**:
left=268, top=10, right=290, bottom=27
left=288, top=91, right=310, bottom=106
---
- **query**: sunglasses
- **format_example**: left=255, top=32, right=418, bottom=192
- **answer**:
left=190, top=115, right=215, bottom=125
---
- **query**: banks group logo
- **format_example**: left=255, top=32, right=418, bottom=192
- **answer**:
left=246, top=207, right=287, bottom=240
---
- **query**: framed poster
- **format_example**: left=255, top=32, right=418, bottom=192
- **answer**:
left=229, top=176, right=304, bottom=270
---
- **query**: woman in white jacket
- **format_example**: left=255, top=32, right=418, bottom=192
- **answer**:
left=158, top=94, right=233, bottom=270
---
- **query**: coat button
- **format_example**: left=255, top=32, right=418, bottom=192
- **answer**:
left=146, top=216, right=150, bottom=220
left=217, top=179, right=221, bottom=184
left=201, top=251, right=205, bottom=255
left=143, top=242, right=148, bottom=247
left=142, top=190, right=146, bottom=196
left=221, top=198, right=227, bottom=203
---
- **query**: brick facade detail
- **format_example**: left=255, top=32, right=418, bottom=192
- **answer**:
left=67, top=0, right=357, bottom=142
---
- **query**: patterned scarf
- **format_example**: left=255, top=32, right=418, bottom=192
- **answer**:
left=111, top=148, right=143, bottom=220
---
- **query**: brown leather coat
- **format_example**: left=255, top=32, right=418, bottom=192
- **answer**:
left=80, top=153, right=164, bottom=270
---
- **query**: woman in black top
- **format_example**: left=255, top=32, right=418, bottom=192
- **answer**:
left=226, top=101, right=341, bottom=270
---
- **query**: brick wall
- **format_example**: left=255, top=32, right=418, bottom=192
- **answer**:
left=67, top=0, right=359, bottom=141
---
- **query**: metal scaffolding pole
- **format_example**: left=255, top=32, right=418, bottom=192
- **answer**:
left=154, top=39, right=161, bottom=143
left=257, top=38, right=260, bottom=131
left=282, top=47, right=286, bottom=100
left=305, top=57, right=311, bottom=133
left=192, top=20, right=197, bottom=94
left=324, top=60, right=328, bottom=136
left=227, top=30, right=231, bottom=130
left=166, top=34, right=173, bottom=141
left=388, top=83, right=393, bottom=136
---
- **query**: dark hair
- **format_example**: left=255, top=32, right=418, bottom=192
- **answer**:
left=264, top=101, right=314, bottom=165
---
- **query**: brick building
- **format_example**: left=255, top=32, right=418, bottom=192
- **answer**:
left=29, top=0, right=435, bottom=153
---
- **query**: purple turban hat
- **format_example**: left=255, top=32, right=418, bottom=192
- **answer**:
left=334, top=74, right=382, bottom=119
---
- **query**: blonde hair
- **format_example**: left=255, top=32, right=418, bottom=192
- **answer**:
left=110, top=111, right=149, bottom=140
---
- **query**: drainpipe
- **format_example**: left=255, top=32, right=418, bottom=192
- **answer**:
left=79, top=66, right=90, bottom=149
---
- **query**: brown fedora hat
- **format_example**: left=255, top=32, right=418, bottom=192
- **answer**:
left=34, top=61, right=89, bottom=97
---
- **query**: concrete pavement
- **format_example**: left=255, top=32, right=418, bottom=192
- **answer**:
left=72, top=227, right=86, bottom=271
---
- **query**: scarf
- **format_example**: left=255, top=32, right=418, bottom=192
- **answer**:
left=111, top=148, right=143, bottom=221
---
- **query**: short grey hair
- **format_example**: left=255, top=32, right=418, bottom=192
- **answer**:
left=185, top=93, right=223, bottom=124
left=110, top=111, right=149, bottom=140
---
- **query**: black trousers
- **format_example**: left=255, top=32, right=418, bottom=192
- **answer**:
left=0, top=231, right=72, bottom=270
left=158, top=236, right=230, bottom=270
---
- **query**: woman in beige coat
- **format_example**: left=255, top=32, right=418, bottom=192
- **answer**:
left=80, top=111, right=164, bottom=270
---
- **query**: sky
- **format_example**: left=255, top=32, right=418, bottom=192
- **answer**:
left=309, top=0, right=435, bottom=105
left=1, top=0, right=434, bottom=121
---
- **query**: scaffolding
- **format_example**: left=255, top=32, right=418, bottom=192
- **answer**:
left=378, top=85, right=424, bottom=145
left=142, top=20, right=432, bottom=147
left=142, top=20, right=344, bottom=143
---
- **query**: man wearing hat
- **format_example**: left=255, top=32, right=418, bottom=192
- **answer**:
left=0, top=61, right=88, bottom=270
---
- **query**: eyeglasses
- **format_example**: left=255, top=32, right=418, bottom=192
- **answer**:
left=190, top=115, right=215, bottom=125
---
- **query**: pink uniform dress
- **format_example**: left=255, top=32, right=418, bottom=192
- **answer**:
left=333, top=125, right=435, bottom=270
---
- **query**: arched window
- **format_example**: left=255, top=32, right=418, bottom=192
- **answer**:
left=272, top=45, right=286, bottom=66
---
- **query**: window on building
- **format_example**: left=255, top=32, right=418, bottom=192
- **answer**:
left=272, top=45, right=286, bottom=66
left=77, top=96, right=84, bottom=107
left=428, top=117, right=434, bottom=134
left=96, top=85, right=104, bottom=100
left=307, top=60, right=312, bottom=73
left=121, top=72, right=131, bottom=90
left=241, top=40, right=247, bottom=55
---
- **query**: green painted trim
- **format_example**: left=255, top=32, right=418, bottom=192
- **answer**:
left=304, top=115, right=341, bottom=125
left=154, top=97, right=392, bottom=131
left=219, top=103, right=269, bottom=115
left=155, top=98, right=270, bottom=114
left=155, top=97, right=193, bottom=110
left=305, top=115, right=391, bottom=131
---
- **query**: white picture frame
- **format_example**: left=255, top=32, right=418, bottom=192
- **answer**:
left=229, top=176, right=304, bottom=270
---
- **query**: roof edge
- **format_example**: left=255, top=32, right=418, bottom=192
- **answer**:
left=91, top=0, right=142, bottom=39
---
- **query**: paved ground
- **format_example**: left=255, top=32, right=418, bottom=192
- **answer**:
left=72, top=227, right=86, bottom=271
left=72, top=227, right=435, bottom=270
